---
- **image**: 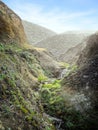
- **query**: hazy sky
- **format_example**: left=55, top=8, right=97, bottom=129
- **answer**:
left=2, top=0, right=98, bottom=33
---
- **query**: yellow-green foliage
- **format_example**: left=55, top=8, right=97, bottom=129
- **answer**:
left=38, top=74, right=48, bottom=82
left=0, top=43, right=22, bottom=52
left=40, top=78, right=90, bottom=130
left=60, top=62, right=70, bottom=69
left=0, top=43, right=55, bottom=130
left=41, top=79, right=62, bottom=106
left=0, top=43, right=91, bottom=130
left=71, top=64, right=78, bottom=72
left=0, top=43, right=5, bottom=51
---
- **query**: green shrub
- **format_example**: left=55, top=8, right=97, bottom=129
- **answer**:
left=0, top=44, right=5, bottom=51
left=40, top=78, right=92, bottom=130
left=1, top=104, right=12, bottom=118
left=38, top=74, right=48, bottom=82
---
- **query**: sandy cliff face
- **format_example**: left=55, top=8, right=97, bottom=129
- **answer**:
left=0, top=1, right=27, bottom=44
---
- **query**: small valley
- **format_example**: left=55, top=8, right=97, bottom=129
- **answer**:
left=0, top=1, right=98, bottom=130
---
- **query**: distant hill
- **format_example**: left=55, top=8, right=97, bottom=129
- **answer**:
left=1, top=1, right=98, bottom=130
left=60, top=41, right=86, bottom=64
left=35, top=31, right=95, bottom=61
left=22, top=20, right=56, bottom=44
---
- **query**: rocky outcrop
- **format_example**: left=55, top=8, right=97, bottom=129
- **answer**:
left=0, top=1, right=27, bottom=44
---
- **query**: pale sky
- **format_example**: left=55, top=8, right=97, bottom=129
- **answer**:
left=2, top=0, right=98, bottom=33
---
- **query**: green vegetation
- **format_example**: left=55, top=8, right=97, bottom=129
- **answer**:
left=60, top=62, right=70, bottom=69
left=0, top=44, right=5, bottom=51
left=39, top=77, right=93, bottom=130
left=60, top=62, right=77, bottom=69
left=41, top=79, right=62, bottom=106
left=0, top=43, right=55, bottom=130
left=38, top=74, right=48, bottom=82
left=0, top=43, right=96, bottom=130
left=0, top=43, right=24, bottom=55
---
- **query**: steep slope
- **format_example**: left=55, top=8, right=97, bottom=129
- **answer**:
left=62, top=33, right=98, bottom=129
left=22, top=20, right=56, bottom=44
left=0, top=2, right=61, bottom=130
left=35, top=32, right=94, bottom=61
left=77, top=33, right=98, bottom=66
left=0, top=1, right=27, bottom=44
left=31, top=48, right=62, bottom=78
left=1, top=1, right=98, bottom=130
left=0, top=44, right=57, bottom=130
left=60, top=39, right=87, bottom=64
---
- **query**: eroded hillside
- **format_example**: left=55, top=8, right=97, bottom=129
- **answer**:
left=0, top=1, right=98, bottom=130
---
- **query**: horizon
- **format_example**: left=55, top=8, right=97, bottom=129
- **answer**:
left=2, top=0, right=98, bottom=33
